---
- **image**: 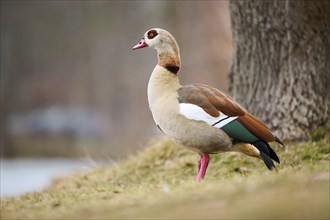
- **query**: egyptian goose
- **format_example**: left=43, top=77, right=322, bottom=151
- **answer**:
left=133, top=28, right=283, bottom=181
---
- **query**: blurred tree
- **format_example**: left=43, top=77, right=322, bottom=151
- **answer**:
left=229, top=0, right=330, bottom=141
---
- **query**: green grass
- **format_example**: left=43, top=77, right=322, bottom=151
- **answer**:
left=1, top=125, right=329, bottom=219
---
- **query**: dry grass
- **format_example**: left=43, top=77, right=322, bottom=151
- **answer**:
left=1, top=123, right=329, bottom=219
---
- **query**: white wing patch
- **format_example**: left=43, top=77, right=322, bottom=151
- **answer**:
left=179, top=103, right=237, bottom=128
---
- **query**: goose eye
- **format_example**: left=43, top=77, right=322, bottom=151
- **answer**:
left=147, top=30, right=158, bottom=39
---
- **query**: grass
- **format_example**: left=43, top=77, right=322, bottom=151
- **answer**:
left=5, top=136, right=126, bottom=158
left=1, top=123, right=329, bottom=219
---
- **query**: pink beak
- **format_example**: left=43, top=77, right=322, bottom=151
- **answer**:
left=132, top=38, right=148, bottom=50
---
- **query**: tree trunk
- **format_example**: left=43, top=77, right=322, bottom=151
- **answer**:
left=229, top=0, right=330, bottom=141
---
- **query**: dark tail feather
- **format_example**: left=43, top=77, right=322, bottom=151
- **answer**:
left=266, top=143, right=280, bottom=164
left=252, top=140, right=280, bottom=165
left=267, top=143, right=280, bottom=163
left=252, top=140, right=270, bottom=156
left=275, top=136, right=285, bottom=147
left=259, top=151, right=276, bottom=170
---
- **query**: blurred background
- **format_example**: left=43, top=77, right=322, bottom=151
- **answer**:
left=1, top=1, right=232, bottom=196
left=1, top=0, right=233, bottom=159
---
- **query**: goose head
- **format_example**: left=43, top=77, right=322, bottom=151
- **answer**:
left=133, top=28, right=181, bottom=72
left=132, top=28, right=178, bottom=51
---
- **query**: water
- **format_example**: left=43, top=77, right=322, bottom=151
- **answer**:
left=0, top=158, right=99, bottom=197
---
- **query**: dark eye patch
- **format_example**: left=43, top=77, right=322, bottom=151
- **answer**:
left=147, top=29, right=158, bottom=39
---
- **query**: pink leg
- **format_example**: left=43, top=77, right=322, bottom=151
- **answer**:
left=196, top=153, right=210, bottom=181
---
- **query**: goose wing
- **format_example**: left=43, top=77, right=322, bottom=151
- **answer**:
left=177, top=84, right=276, bottom=142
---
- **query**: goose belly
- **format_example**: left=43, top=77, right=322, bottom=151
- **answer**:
left=157, top=114, right=233, bottom=154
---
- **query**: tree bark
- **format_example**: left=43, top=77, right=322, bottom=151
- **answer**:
left=229, top=0, right=330, bottom=141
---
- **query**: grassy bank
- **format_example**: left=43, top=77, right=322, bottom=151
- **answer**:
left=1, top=124, right=329, bottom=219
